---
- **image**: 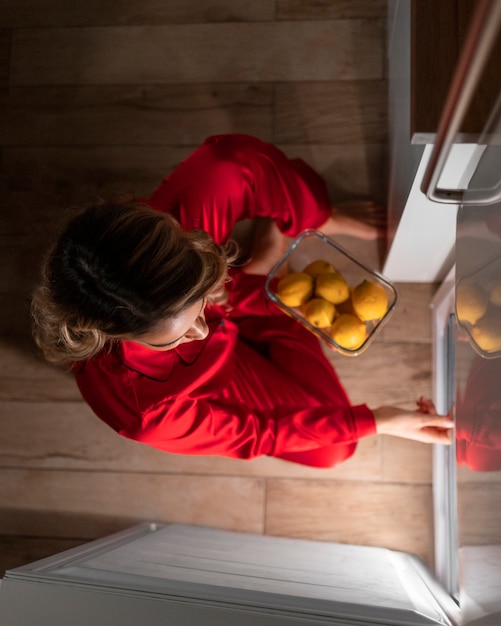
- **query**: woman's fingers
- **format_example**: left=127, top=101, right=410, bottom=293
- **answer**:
left=416, top=396, right=437, bottom=414
left=420, top=414, right=455, bottom=428
left=420, top=426, right=453, bottom=445
left=415, top=414, right=455, bottom=445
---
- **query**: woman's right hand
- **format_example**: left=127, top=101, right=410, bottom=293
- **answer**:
left=373, top=397, right=454, bottom=445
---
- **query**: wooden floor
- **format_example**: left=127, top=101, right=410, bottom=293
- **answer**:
left=0, top=0, right=440, bottom=576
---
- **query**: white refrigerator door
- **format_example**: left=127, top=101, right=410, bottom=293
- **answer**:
left=0, top=523, right=459, bottom=626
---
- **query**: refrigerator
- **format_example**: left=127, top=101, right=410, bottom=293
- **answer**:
left=427, top=0, right=501, bottom=622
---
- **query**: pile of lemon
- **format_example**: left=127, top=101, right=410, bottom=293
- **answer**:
left=456, top=281, right=501, bottom=354
left=276, top=259, right=389, bottom=350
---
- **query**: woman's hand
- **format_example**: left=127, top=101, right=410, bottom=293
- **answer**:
left=373, top=396, right=454, bottom=445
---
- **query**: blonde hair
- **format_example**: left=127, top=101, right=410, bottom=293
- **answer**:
left=32, top=200, right=232, bottom=365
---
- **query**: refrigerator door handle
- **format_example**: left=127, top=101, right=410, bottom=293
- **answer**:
left=420, top=0, right=501, bottom=206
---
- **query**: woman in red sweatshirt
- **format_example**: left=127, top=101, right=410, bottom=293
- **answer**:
left=31, top=134, right=452, bottom=467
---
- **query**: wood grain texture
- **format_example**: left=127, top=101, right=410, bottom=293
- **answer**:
left=0, top=341, right=79, bottom=401
left=277, top=0, right=387, bottom=21
left=0, top=469, right=265, bottom=537
left=325, top=341, right=432, bottom=408
left=0, top=397, right=382, bottom=480
left=10, top=21, right=384, bottom=86
left=381, top=436, right=433, bottom=483
left=278, top=143, right=387, bottom=203
left=0, top=146, right=197, bottom=223
left=0, top=142, right=386, bottom=209
left=275, top=81, right=388, bottom=145
left=0, top=84, right=273, bottom=146
left=0, top=0, right=274, bottom=28
left=379, top=283, right=437, bottom=343
left=265, top=478, right=434, bottom=565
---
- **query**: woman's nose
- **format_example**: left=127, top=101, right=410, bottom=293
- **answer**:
left=185, top=315, right=209, bottom=342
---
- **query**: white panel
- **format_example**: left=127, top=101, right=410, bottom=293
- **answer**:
left=384, top=145, right=480, bottom=282
left=0, top=524, right=453, bottom=626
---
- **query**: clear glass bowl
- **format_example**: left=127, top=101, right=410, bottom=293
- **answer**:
left=265, top=230, right=398, bottom=356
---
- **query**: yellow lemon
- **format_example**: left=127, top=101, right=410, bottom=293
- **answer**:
left=351, top=280, right=388, bottom=321
left=315, top=271, right=350, bottom=305
left=471, top=315, right=501, bottom=353
left=456, top=282, right=488, bottom=325
left=303, top=259, right=336, bottom=279
left=489, top=280, right=501, bottom=307
left=277, top=272, right=314, bottom=307
left=303, top=298, right=336, bottom=328
left=330, top=314, right=368, bottom=350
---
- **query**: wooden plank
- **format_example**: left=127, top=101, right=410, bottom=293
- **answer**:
left=0, top=294, right=33, bottom=338
left=265, top=478, right=434, bottom=565
left=0, top=536, right=86, bottom=577
left=0, top=29, right=10, bottom=89
left=0, top=469, right=265, bottom=538
left=10, top=21, right=384, bottom=86
left=379, top=283, right=437, bottom=343
left=275, top=81, right=387, bottom=145
left=381, top=436, right=433, bottom=484
left=0, top=0, right=274, bottom=28
left=0, top=143, right=386, bottom=230
left=0, top=341, right=80, bottom=401
left=325, top=341, right=433, bottom=408
left=0, top=84, right=273, bottom=146
left=0, top=146, right=196, bottom=236
left=277, top=143, right=387, bottom=204
left=0, top=239, right=47, bottom=339
left=0, top=399, right=382, bottom=480
left=277, top=0, right=387, bottom=20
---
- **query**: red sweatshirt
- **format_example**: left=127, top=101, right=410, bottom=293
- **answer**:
left=73, top=134, right=376, bottom=467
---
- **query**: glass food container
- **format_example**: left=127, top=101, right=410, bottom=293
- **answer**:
left=265, top=230, right=398, bottom=356
left=455, top=254, right=501, bottom=359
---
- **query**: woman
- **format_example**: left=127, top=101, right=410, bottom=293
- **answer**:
left=32, top=134, right=452, bottom=467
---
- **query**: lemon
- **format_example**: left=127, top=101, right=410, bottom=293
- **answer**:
left=303, top=298, right=336, bottom=328
left=330, top=314, right=368, bottom=350
left=303, top=259, right=335, bottom=279
left=315, top=271, right=350, bottom=305
left=351, top=280, right=388, bottom=321
left=277, top=272, right=314, bottom=307
left=471, top=315, right=501, bottom=353
left=489, top=280, right=501, bottom=307
left=456, top=282, right=488, bottom=325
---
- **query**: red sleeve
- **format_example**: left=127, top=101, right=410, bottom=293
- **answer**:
left=147, top=134, right=332, bottom=244
left=129, top=395, right=376, bottom=460
left=73, top=345, right=376, bottom=462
